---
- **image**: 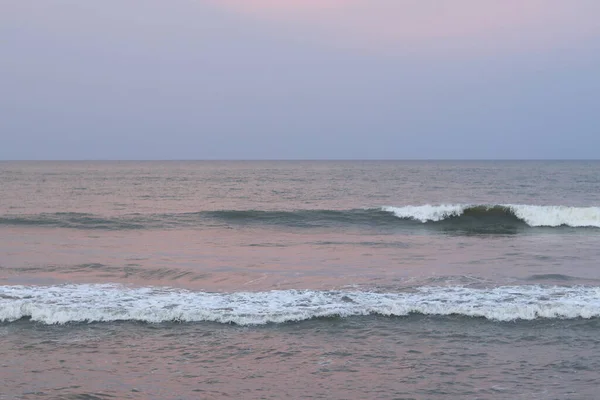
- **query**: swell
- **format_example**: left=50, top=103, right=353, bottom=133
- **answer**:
left=1, top=284, right=600, bottom=325
left=0, top=213, right=147, bottom=230
left=1, top=204, right=599, bottom=232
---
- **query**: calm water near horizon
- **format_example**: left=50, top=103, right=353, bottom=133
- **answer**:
left=1, top=160, right=600, bottom=399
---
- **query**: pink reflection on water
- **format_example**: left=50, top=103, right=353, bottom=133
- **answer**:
left=1, top=225, right=429, bottom=290
left=1, top=225, right=591, bottom=291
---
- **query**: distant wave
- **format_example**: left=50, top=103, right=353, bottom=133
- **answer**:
left=381, top=204, right=600, bottom=228
left=0, top=212, right=148, bottom=230
left=1, top=284, right=600, bottom=325
left=1, top=204, right=599, bottom=232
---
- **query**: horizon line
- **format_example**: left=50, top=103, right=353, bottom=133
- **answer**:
left=0, top=158, right=598, bottom=162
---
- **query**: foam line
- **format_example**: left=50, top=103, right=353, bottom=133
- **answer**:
left=2, top=284, right=599, bottom=325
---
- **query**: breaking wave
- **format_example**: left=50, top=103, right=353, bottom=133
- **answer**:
left=1, top=204, right=598, bottom=232
left=1, top=284, right=600, bottom=325
left=381, top=204, right=600, bottom=227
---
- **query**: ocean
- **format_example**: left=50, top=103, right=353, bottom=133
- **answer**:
left=1, top=160, right=599, bottom=399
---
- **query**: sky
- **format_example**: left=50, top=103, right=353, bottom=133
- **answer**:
left=1, top=0, right=599, bottom=160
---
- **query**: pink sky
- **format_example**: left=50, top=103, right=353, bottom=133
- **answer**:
left=2, top=0, right=600, bottom=159
left=212, top=0, right=600, bottom=52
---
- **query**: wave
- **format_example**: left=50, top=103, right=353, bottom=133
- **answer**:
left=1, top=284, right=600, bottom=325
left=381, top=204, right=600, bottom=227
left=0, top=213, right=148, bottom=230
left=1, top=204, right=598, bottom=232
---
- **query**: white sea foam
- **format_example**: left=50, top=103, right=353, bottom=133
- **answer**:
left=507, top=205, right=600, bottom=227
left=381, top=204, right=600, bottom=227
left=381, top=205, right=467, bottom=222
left=1, top=284, right=600, bottom=325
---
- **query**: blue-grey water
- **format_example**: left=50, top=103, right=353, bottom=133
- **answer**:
left=1, top=160, right=600, bottom=399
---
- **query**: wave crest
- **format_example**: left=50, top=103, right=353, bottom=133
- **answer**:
left=2, top=284, right=600, bottom=325
left=382, top=204, right=600, bottom=227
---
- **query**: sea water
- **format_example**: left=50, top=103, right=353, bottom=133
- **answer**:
left=1, top=160, right=599, bottom=399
